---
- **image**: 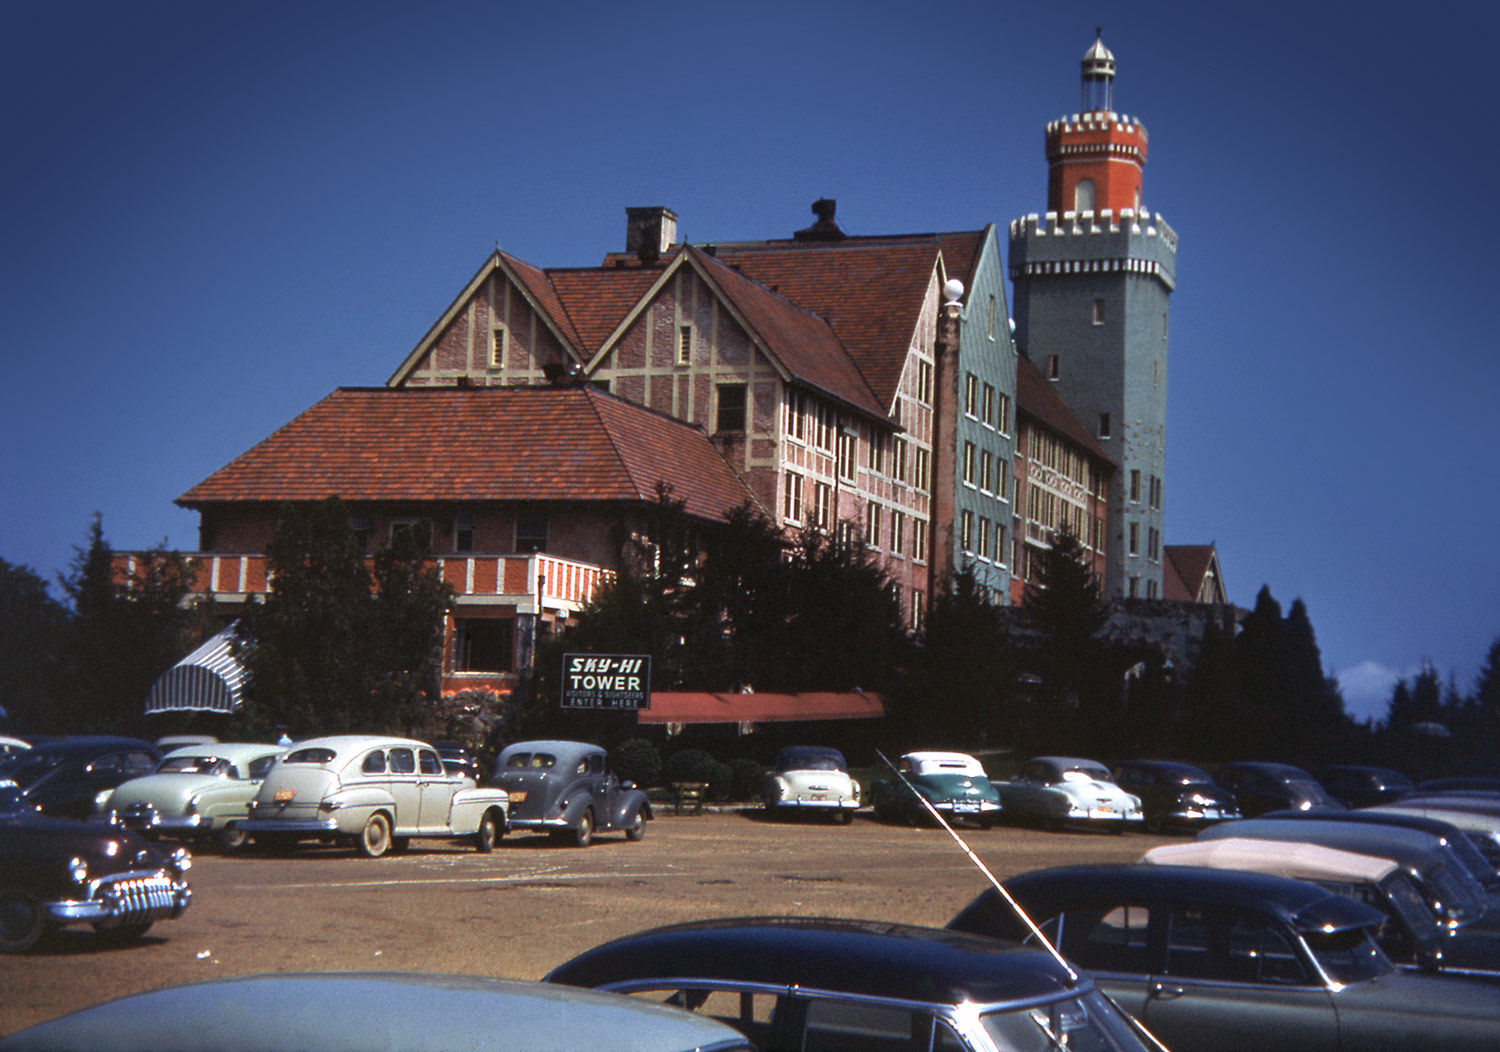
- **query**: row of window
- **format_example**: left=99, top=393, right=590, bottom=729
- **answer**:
left=958, top=510, right=1007, bottom=567
left=352, top=513, right=548, bottom=555
left=1026, top=428, right=1101, bottom=493
left=962, top=442, right=1011, bottom=499
left=962, top=372, right=1013, bottom=434
left=1023, top=487, right=1103, bottom=552
left=1126, top=522, right=1161, bottom=562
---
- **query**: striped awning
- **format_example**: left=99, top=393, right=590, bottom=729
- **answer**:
left=145, top=625, right=246, bottom=714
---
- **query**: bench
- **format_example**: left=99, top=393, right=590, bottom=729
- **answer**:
left=671, top=781, right=709, bottom=815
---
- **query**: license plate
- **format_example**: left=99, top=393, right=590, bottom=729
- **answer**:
left=508, top=791, right=527, bottom=803
left=1203, top=809, right=1220, bottom=819
left=274, top=789, right=296, bottom=802
left=1094, top=806, right=1115, bottom=815
left=810, top=793, right=827, bottom=801
left=953, top=802, right=979, bottom=812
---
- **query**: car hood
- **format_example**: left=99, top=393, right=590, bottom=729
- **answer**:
left=0, top=814, right=168, bottom=868
left=1327, top=967, right=1500, bottom=1034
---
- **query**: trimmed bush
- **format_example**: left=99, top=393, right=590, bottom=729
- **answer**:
left=664, top=748, right=734, bottom=800
left=727, top=757, right=768, bottom=801
left=613, top=737, right=662, bottom=788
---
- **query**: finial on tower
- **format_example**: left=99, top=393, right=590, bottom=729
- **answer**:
left=1081, top=29, right=1116, bottom=113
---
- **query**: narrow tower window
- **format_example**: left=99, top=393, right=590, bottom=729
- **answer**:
left=1074, top=179, right=1096, bottom=213
left=676, top=324, right=693, bottom=365
left=1047, top=355, right=1060, bottom=380
left=1092, top=299, right=1106, bottom=326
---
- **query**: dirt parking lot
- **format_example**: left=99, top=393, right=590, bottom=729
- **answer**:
left=1, top=810, right=1172, bottom=1035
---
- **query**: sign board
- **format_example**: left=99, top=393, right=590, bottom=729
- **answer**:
left=561, top=654, right=652, bottom=710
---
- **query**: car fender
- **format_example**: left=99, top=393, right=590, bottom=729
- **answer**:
left=325, top=786, right=396, bottom=833
left=559, top=792, right=596, bottom=828
left=605, top=791, right=652, bottom=831
left=449, top=787, right=510, bottom=835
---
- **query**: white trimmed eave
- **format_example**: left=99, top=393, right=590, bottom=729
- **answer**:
left=582, top=252, right=696, bottom=374
left=386, top=251, right=583, bottom=386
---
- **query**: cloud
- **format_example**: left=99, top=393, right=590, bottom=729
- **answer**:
left=1335, top=661, right=1409, bottom=723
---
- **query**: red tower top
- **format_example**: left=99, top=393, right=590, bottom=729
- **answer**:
left=1045, top=32, right=1148, bottom=216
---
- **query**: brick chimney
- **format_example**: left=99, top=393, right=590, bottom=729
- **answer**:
left=794, top=198, right=847, bottom=241
left=625, top=207, right=678, bottom=263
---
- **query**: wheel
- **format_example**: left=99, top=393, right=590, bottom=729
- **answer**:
left=474, top=811, right=500, bottom=853
left=1143, top=808, right=1166, bottom=835
left=836, top=808, right=855, bottom=825
left=357, top=813, right=392, bottom=858
left=572, top=810, right=594, bottom=848
left=92, top=918, right=153, bottom=944
left=215, top=823, right=250, bottom=854
left=977, top=815, right=998, bottom=830
left=0, top=888, right=46, bottom=954
left=624, top=811, right=646, bottom=842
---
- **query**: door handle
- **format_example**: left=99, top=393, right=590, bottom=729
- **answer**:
left=1150, top=983, right=1185, bottom=1001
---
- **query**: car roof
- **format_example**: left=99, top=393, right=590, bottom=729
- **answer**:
left=0, top=972, right=749, bottom=1052
left=1200, top=817, right=1455, bottom=868
left=956, top=864, right=1385, bottom=937
left=546, top=916, right=1086, bottom=1008
left=903, top=752, right=985, bottom=774
left=284, top=735, right=435, bottom=758
left=1221, top=761, right=1314, bottom=777
left=1145, top=837, right=1401, bottom=884
left=23, top=736, right=157, bottom=757
left=499, top=740, right=602, bottom=759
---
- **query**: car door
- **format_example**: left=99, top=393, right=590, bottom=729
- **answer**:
left=385, top=747, right=421, bottom=833
left=1140, top=903, right=1339, bottom=1052
left=416, top=748, right=455, bottom=832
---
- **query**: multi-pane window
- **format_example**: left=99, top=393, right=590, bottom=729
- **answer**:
left=890, top=510, right=906, bottom=556
left=783, top=471, right=804, bottom=524
left=915, top=359, right=934, bottom=405
left=1130, top=469, right=1141, bottom=503
left=867, top=431, right=886, bottom=474
left=1128, top=521, right=1139, bottom=556
left=815, top=402, right=835, bottom=451
left=453, top=514, right=474, bottom=553
left=982, top=383, right=995, bottom=427
left=1148, top=526, right=1160, bottom=562
left=866, top=503, right=883, bottom=548
left=998, top=392, right=1012, bottom=435
left=911, top=590, right=925, bottom=633
left=837, top=426, right=857, bottom=482
left=490, top=326, right=508, bottom=369
left=912, top=518, right=927, bottom=562
left=980, top=449, right=993, bottom=493
left=515, top=512, right=547, bottom=553
left=978, top=516, right=991, bottom=561
left=960, top=510, right=974, bottom=553
left=783, top=389, right=807, bottom=441
left=963, top=442, right=977, bottom=486
left=813, top=481, right=833, bottom=530
left=676, top=324, right=693, bottom=365
left=965, top=374, right=978, bottom=417
left=997, top=524, right=1007, bottom=566
left=716, top=383, right=747, bottom=432
left=913, top=448, right=931, bottom=491
left=1150, top=475, right=1162, bottom=510
left=891, top=437, right=908, bottom=482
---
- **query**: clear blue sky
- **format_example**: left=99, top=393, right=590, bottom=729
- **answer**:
left=3, top=1, right=1495, bottom=724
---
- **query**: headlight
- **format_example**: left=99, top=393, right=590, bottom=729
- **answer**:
left=94, top=788, right=114, bottom=812
left=185, top=795, right=200, bottom=815
left=66, top=856, right=88, bottom=884
left=170, top=846, right=192, bottom=872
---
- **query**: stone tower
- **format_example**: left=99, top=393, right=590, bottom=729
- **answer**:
left=1009, top=31, right=1177, bottom=598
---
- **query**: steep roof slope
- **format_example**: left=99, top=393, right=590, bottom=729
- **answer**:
left=1014, top=353, right=1112, bottom=464
left=178, top=386, right=758, bottom=522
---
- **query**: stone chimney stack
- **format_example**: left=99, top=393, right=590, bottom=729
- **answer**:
left=625, top=207, right=678, bottom=263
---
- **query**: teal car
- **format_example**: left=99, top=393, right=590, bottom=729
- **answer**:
left=870, top=752, right=1002, bottom=827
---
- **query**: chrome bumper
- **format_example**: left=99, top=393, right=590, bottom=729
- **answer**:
left=46, top=871, right=191, bottom=928
left=775, top=797, right=859, bottom=810
left=238, top=817, right=339, bottom=834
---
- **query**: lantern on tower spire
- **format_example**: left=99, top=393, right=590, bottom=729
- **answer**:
left=1081, top=28, right=1115, bottom=113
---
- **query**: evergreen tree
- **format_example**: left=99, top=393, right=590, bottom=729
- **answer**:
left=908, top=562, right=1014, bottom=746
left=1474, top=637, right=1500, bottom=749
left=1020, top=525, right=1107, bottom=723
left=0, top=558, right=70, bottom=733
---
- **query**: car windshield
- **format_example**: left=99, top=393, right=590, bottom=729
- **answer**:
left=779, top=749, right=845, bottom=772
left=1168, top=766, right=1212, bottom=785
left=1420, top=862, right=1488, bottom=925
left=1062, top=767, right=1110, bottom=783
left=1302, top=926, right=1390, bottom=986
left=158, top=755, right=232, bottom=776
left=981, top=989, right=1151, bottom=1051
left=284, top=747, right=337, bottom=765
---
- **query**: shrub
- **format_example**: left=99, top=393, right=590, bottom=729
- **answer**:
left=664, top=748, right=734, bottom=800
left=613, top=737, right=662, bottom=788
left=727, top=757, right=768, bottom=801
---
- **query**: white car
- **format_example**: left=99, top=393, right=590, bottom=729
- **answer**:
left=102, top=742, right=286, bottom=852
left=996, top=755, right=1143, bottom=831
left=239, top=735, right=509, bottom=857
left=762, top=746, right=860, bottom=822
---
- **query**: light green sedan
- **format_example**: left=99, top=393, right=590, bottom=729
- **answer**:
left=101, top=742, right=285, bottom=852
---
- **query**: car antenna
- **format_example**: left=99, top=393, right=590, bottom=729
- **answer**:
left=875, top=749, right=1078, bottom=981
left=875, top=750, right=1173, bottom=1052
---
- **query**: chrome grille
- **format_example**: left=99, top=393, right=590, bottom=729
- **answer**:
left=100, top=875, right=180, bottom=918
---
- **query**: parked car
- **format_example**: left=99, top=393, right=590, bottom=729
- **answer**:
left=1317, top=764, right=1415, bottom=808
left=1198, top=815, right=1493, bottom=930
left=0, top=972, right=756, bottom=1052
left=434, top=741, right=483, bottom=783
left=491, top=740, right=651, bottom=847
left=947, top=863, right=1500, bottom=1052
left=1419, top=777, right=1500, bottom=794
left=868, top=751, right=1001, bottom=827
left=0, top=736, right=162, bottom=818
left=239, top=735, right=509, bottom=857
left=1255, top=806, right=1500, bottom=889
left=546, top=916, right=1159, bottom=1052
left=994, top=756, right=1143, bottom=832
left=761, top=745, right=860, bottom=822
left=1373, top=796, right=1500, bottom=869
left=100, top=743, right=286, bottom=852
left=1144, top=836, right=1500, bottom=979
left=1112, top=759, right=1240, bottom=834
left=0, top=779, right=192, bottom=953
left=1214, top=760, right=1344, bottom=816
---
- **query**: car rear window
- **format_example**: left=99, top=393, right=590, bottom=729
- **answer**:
left=778, top=749, right=845, bottom=772
left=159, top=755, right=230, bottom=775
left=506, top=753, right=557, bottom=769
left=285, top=748, right=337, bottom=765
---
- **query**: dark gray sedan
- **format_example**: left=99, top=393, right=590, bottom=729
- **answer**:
left=491, top=740, right=651, bottom=847
left=949, top=864, right=1500, bottom=1052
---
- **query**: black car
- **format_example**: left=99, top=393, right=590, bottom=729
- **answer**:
left=1, top=735, right=162, bottom=818
left=547, top=916, right=1158, bottom=1052
left=0, top=780, right=192, bottom=952
left=948, top=864, right=1500, bottom=1052
left=434, top=741, right=483, bottom=783
left=491, top=740, right=651, bottom=846
left=1214, top=761, right=1343, bottom=817
left=1112, top=759, right=1240, bottom=834
left=1318, top=764, right=1415, bottom=808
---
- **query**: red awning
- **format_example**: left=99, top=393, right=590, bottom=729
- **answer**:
left=637, top=691, right=884, bottom=725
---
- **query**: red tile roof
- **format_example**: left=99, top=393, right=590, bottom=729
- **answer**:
left=1164, top=544, right=1224, bottom=603
left=1015, top=353, right=1112, bottom=464
left=636, top=691, right=885, bottom=725
left=178, top=386, right=759, bottom=522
